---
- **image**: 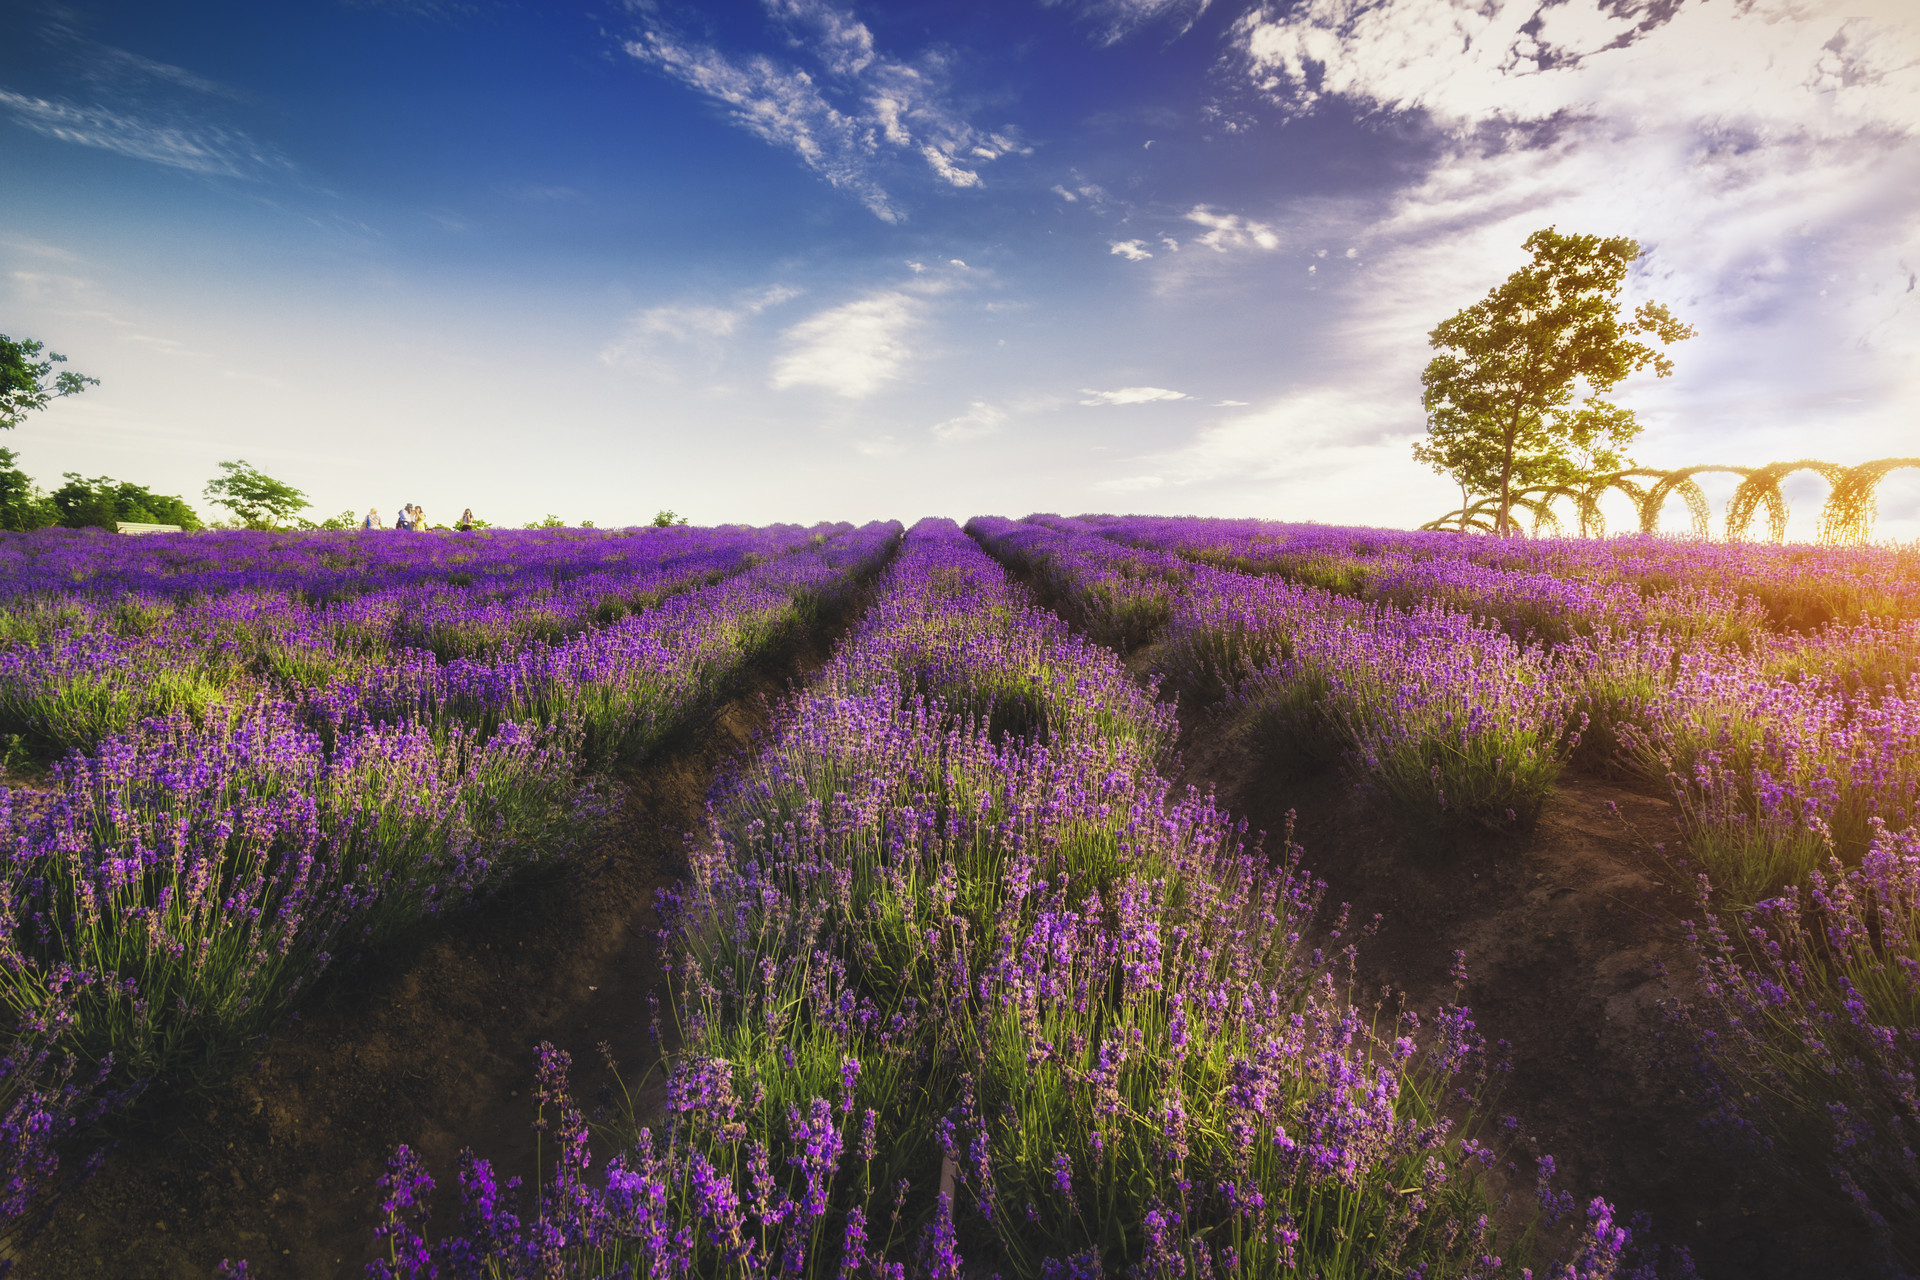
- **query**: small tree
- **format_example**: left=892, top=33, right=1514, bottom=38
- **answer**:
left=203, top=459, right=309, bottom=529
left=1, top=334, right=98, bottom=430
left=1417, top=227, right=1695, bottom=534
left=651, top=509, right=689, bottom=527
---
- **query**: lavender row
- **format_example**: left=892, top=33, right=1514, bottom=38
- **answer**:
left=970, top=517, right=1573, bottom=833
left=1075, top=515, right=1920, bottom=695
left=365, top=519, right=1642, bottom=1278
left=1076, top=514, right=1920, bottom=633
left=0, top=522, right=901, bottom=1253
left=0, top=523, right=824, bottom=605
left=0, top=525, right=839, bottom=758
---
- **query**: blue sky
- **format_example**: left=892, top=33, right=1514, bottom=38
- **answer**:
left=3, top=0, right=1917, bottom=535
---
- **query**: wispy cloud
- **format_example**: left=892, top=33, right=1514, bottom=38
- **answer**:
left=602, top=285, right=802, bottom=378
left=1109, top=239, right=1153, bottom=260
left=1079, top=386, right=1192, bottom=405
left=5, top=23, right=290, bottom=181
left=930, top=399, right=1006, bottom=441
left=771, top=289, right=923, bottom=397
left=624, top=0, right=1029, bottom=221
left=1185, top=206, right=1280, bottom=251
left=1099, top=389, right=1429, bottom=514
left=853, top=433, right=905, bottom=456
left=0, top=90, right=288, bottom=179
left=1046, top=0, right=1213, bottom=47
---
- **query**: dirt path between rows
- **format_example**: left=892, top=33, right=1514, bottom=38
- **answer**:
left=20, top=619, right=853, bottom=1280
left=1172, top=702, right=1876, bottom=1279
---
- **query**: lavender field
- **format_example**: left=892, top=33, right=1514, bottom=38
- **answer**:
left=1, top=518, right=1916, bottom=1279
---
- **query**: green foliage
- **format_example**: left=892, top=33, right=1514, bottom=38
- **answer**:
left=1416, top=227, right=1694, bottom=534
left=0, top=333, right=98, bottom=431
left=307, top=509, right=360, bottom=531
left=203, top=459, right=309, bottom=529
left=49, top=472, right=202, bottom=531
left=651, top=509, right=689, bottom=527
left=0, top=448, right=60, bottom=532
left=525, top=513, right=566, bottom=529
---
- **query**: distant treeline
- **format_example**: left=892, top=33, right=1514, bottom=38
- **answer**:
left=0, top=448, right=202, bottom=532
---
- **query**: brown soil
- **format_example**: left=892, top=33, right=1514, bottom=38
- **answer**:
left=1171, top=701, right=1878, bottom=1279
left=17, top=624, right=846, bottom=1280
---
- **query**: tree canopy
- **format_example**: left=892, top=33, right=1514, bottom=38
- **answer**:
left=203, top=460, right=309, bottom=529
left=1, top=334, right=99, bottom=430
left=1415, top=227, right=1695, bottom=534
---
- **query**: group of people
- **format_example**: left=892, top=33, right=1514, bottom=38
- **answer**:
left=361, top=505, right=478, bottom=532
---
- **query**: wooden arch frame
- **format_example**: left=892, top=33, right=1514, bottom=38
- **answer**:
left=1420, top=457, right=1920, bottom=543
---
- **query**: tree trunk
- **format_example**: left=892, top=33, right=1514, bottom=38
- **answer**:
left=1489, top=404, right=1520, bottom=537
left=1497, top=424, right=1517, bottom=537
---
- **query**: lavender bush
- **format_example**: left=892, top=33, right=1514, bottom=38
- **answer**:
left=970, top=517, right=1574, bottom=831
left=1684, top=820, right=1920, bottom=1269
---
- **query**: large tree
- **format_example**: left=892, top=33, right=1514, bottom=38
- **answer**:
left=1, top=334, right=98, bottom=430
left=1416, top=227, right=1694, bottom=534
left=203, top=459, right=309, bottom=529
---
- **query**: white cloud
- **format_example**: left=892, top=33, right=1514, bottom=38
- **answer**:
left=771, top=290, right=922, bottom=397
left=930, top=399, right=1006, bottom=442
left=0, top=90, right=288, bottom=178
left=1212, top=399, right=1249, bottom=406
left=1185, top=206, right=1281, bottom=251
left=624, top=1, right=1028, bottom=221
left=1234, top=0, right=1920, bottom=134
left=601, top=285, right=801, bottom=377
left=1109, top=239, right=1153, bottom=261
left=1079, top=386, right=1192, bottom=405
left=922, top=145, right=981, bottom=188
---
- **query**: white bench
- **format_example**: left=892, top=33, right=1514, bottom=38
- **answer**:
left=115, top=522, right=184, bottom=535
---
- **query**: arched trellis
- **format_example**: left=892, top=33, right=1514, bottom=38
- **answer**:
left=1421, top=457, right=1920, bottom=543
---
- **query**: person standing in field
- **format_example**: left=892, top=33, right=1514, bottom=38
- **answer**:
left=414, top=505, right=428, bottom=530
left=457, top=508, right=475, bottom=531
left=395, top=505, right=412, bottom=531
left=362, top=507, right=380, bottom=530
